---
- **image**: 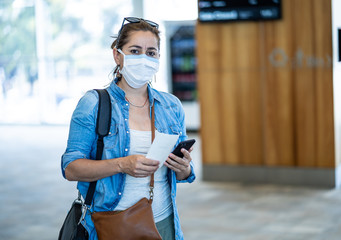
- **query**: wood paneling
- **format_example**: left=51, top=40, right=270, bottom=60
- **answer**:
left=312, top=0, right=335, bottom=167
left=293, top=0, right=317, bottom=167
left=262, top=0, right=295, bottom=167
left=197, top=0, right=334, bottom=168
left=220, top=25, right=240, bottom=165
left=197, top=26, right=224, bottom=164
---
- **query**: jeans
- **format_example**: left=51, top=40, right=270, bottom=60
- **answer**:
left=156, top=213, right=175, bottom=240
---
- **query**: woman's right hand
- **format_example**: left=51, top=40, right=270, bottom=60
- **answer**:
left=119, top=155, right=159, bottom=177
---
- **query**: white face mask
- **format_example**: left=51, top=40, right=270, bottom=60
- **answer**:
left=118, top=49, right=159, bottom=89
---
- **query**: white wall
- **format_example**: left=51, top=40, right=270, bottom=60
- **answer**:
left=143, top=0, right=200, bottom=130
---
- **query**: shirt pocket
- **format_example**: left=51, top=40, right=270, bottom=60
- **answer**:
left=103, top=124, right=121, bottom=159
left=170, top=124, right=183, bottom=136
left=94, top=179, right=116, bottom=211
left=169, top=124, right=186, bottom=145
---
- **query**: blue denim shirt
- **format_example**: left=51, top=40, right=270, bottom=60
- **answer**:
left=61, top=80, right=196, bottom=240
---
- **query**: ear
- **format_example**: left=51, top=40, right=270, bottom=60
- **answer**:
left=113, top=48, right=122, bottom=65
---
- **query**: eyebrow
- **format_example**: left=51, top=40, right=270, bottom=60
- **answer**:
left=128, top=45, right=158, bottom=51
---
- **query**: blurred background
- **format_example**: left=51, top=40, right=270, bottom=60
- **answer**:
left=0, top=0, right=199, bottom=127
left=2, top=0, right=341, bottom=239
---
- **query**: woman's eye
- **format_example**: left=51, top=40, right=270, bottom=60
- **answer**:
left=130, top=49, right=139, bottom=54
left=147, top=51, right=157, bottom=57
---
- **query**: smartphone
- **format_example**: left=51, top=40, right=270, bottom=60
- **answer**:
left=171, top=139, right=196, bottom=158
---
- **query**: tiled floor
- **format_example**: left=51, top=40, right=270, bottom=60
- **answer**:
left=1, top=125, right=341, bottom=240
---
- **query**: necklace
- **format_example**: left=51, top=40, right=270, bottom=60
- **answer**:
left=125, top=96, right=148, bottom=108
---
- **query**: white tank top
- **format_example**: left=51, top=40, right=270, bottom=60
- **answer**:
left=114, top=129, right=173, bottom=222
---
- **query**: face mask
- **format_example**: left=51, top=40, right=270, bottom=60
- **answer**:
left=118, top=49, right=159, bottom=89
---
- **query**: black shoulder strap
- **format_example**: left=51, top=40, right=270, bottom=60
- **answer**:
left=95, top=89, right=112, bottom=140
left=84, top=89, right=111, bottom=206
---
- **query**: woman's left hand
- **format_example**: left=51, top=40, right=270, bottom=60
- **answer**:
left=164, top=147, right=193, bottom=180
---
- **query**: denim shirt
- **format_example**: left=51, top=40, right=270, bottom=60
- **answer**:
left=61, top=80, right=196, bottom=240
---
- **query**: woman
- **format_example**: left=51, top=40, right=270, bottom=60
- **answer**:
left=61, top=17, right=196, bottom=240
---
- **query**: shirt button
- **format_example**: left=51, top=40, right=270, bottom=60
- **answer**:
left=108, top=132, right=111, bottom=135
left=125, top=119, right=127, bottom=121
left=126, top=103, right=128, bottom=106
left=125, top=148, right=128, bottom=152
left=118, top=192, right=122, bottom=195
left=126, top=131, right=129, bottom=134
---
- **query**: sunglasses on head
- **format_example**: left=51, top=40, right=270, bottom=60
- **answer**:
left=121, top=17, right=159, bottom=29
left=116, top=17, right=159, bottom=47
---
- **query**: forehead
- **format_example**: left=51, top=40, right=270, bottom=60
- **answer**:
left=125, top=31, right=159, bottom=49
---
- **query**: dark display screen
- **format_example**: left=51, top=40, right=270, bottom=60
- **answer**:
left=198, top=0, right=282, bottom=22
left=338, top=28, right=341, bottom=62
left=170, top=25, right=197, bottom=102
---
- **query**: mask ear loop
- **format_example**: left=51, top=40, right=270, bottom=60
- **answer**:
left=115, top=49, right=124, bottom=81
left=148, top=74, right=156, bottom=87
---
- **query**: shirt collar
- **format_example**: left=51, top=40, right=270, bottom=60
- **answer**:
left=108, top=78, right=161, bottom=104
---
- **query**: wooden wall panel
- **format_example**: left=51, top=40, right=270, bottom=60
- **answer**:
left=220, top=25, right=240, bottom=165
left=197, top=22, right=264, bottom=166
left=312, top=0, right=335, bottom=168
left=234, top=24, right=263, bottom=165
left=197, top=25, right=224, bottom=164
left=293, top=0, right=318, bottom=167
left=197, top=0, right=334, bottom=168
left=262, top=0, right=296, bottom=166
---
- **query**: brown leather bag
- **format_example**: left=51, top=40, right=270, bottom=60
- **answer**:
left=91, top=105, right=162, bottom=240
left=91, top=178, right=161, bottom=240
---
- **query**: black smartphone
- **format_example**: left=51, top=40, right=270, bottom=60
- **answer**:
left=171, top=139, right=196, bottom=158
